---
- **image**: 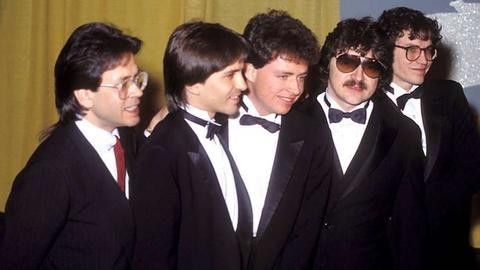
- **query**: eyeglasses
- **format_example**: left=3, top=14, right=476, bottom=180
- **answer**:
left=335, top=53, right=385, bottom=79
left=395, top=45, right=437, bottom=61
left=99, top=71, right=148, bottom=99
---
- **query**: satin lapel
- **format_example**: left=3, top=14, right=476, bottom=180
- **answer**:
left=256, top=114, right=304, bottom=237
left=302, top=97, right=344, bottom=212
left=327, top=146, right=347, bottom=213
left=216, top=113, right=230, bottom=147
left=339, top=102, right=397, bottom=201
left=119, top=127, right=135, bottom=193
left=421, top=87, right=443, bottom=181
left=187, top=149, right=216, bottom=189
left=176, top=115, right=220, bottom=193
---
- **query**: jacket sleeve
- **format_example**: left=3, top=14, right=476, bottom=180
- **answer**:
left=392, top=126, right=427, bottom=270
left=131, top=143, right=180, bottom=270
left=0, top=161, right=70, bottom=269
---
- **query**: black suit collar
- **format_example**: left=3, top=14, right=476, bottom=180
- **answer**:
left=63, top=123, right=130, bottom=201
left=169, top=110, right=247, bottom=236
left=256, top=111, right=305, bottom=237
left=219, top=110, right=307, bottom=238
left=419, top=83, right=443, bottom=180
left=316, top=93, right=398, bottom=209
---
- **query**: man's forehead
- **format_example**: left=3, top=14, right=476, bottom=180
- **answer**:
left=400, top=29, right=433, bottom=42
left=272, top=53, right=308, bottom=66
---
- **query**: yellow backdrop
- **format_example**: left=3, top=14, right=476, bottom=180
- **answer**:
left=0, top=0, right=339, bottom=210
left=2, top=0, right=480, bottom=250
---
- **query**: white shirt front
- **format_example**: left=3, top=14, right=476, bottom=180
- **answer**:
left=317, top=91, right=373, bottom=174
left=75, top=118, right=130, bottom=198
left=386, top=82, right=427, bottom=155
left=183, top=105, right=239, bottom=230
left=228, top=96, right=281, bottom=236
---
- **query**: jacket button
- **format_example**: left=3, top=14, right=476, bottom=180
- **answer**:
left=323, top=222, right=333, bottom=230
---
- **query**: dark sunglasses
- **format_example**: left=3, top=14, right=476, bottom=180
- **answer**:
left=335, top=53, right=386, bottom=79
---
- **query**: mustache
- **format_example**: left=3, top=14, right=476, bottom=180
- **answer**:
left=343, top=79, right=367, bottom=90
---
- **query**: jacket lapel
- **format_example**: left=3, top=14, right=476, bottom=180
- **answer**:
left=255, top=113, right=304, bottom=237
left=332, top=98, right=397, bottom=205
left=119, top=127, right=136, bottom=194
left=421, top=85, right=443, bottom=181
left=69, top=123, right=128, bottom=200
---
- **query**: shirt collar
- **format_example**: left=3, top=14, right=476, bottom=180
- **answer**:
left=183, top=104, right=216, bottom=122
left=390, top=82, right=419, bottom=98
left=241, top=95, right=281, bottom=124
left=75, top=118, right=119, bottom=152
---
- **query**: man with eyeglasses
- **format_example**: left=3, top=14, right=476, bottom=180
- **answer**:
left=299, top=17, right=426, bottom=270
left=0, top=22, right=145, bottom=269
left=379, top=7, right=480, bottom=270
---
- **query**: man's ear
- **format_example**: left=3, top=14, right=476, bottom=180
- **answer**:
left=185, top=83, right=202, bottom=96
left=73, top=89, right=95, bottom=109
left=244, top=63, right=257, bottom=83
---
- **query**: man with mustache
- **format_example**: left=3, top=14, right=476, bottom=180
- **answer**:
left=299, top=17, right=426, bottom=270
left=378, top=7, right=480, bottom=270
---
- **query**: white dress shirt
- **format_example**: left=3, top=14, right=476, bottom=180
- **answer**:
left=75, top=118, right=130, bottom=198
left=228, top=96, right=281, bottom=236
left=317, top=91, right=373, bottom=174
left=183, top=105, right=239, bottom=230
left=386, top=82, right=427, bottom=155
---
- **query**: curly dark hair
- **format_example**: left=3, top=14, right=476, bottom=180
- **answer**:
left=317, top=17, right=393, bottom=93
left=377, top=7, right=442, bottom=45
left=243, top=9, right=320, bottom=68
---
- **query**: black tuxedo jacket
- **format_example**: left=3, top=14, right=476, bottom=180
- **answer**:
left=219, top=108, right=333, bottom=270
left=298, top=91, right=426, bottom=270
left=413, top=80, right=480, bottom=270
left=131, top=110, right=246, bottom=270
left=0, top=122, right=136, bottom=269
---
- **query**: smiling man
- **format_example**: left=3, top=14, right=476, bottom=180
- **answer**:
left=379, top=7, right=480, bottom=270
left=0, top=22, right=145, bottom=269
left=131, top=21, right=251, bottom=270
left=221, top=10, right=333, bottom=269
left=299, top=17, right=426, bottom=270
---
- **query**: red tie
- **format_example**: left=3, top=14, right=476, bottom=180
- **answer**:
left=113, top=137, right=126, bottom=193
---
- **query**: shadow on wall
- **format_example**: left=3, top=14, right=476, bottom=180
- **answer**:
left=136, top=76, right=164, bottom=134
left=427, top=44, right=480, bottom=118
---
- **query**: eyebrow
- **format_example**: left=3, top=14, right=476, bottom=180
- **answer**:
left=119, top=70, right=140, bottom=81
left=274, top=70, right=308, bottom=76
left=223, top=67, right=243, bottom=75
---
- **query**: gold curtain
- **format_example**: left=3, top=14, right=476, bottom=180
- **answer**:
left=0, top=0, right=339, bottom=209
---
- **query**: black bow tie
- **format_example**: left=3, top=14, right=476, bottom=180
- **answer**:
left=324, top=95, right=368, bottom=124
left=396, top=87, right=423, bottom=110
left=239, top=114, right=281, bottom=133
left=181, top=110, right=222, bottom=140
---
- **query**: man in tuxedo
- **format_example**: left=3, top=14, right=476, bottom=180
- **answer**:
left=131, top=22, right=251, bottom=270
left=299, top=17, right=426, bottom=270
left=378, top=7, right=480, bottom=270
left=0, top=22, right=145, bottom=269
left=225, top=10, right=333, bottom=269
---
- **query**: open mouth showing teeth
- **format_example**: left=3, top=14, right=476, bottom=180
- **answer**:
left=125, top=105, right=138, bottom=112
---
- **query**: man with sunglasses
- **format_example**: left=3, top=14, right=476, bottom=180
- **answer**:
left=379, top=7, right=480, bottom=270
left=300, top=17, right=426, bottom=270
left=0, top=22, right=145, bottom=269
